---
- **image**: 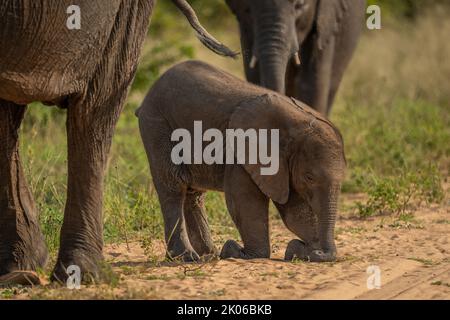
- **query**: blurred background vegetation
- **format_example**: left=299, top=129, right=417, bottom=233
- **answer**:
left=20, top=1, right=449, bottom=259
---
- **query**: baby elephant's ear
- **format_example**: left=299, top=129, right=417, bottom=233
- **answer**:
left=229, top=94, right=290, bottom=204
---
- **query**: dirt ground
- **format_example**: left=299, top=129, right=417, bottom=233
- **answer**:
left=6, top=189, right=448, bottom=300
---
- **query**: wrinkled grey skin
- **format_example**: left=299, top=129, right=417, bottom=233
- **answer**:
left=0, top=0, right=235, bottom=283
left=226, top=0, right=366, bottom=115
left=137, top=61, right=346, bottom=262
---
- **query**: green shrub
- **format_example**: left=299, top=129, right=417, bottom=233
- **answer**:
left=354, top=166, right=444, bottom=218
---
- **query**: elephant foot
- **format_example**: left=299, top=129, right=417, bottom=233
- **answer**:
left=197, top=253, right=218, bottom=262
left=166, top=247, right=201, bottom=263
left=284, top=239, right=336, bottom=262
left=284, top=239, right=309, bottom=261
left=0, top=271, right=42, bottom=286
left=51, top=248, right=104, bottom=284
left=191, top=242, right=218, bottom=258
left=220, top=240, right=245, bottom=259
left=0, top=238, right=48, bottom=284
left=219, top=240, right=269, bottom=260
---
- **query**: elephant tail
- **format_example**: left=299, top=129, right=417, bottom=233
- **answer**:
left=171, top=0, right=239, bottom=58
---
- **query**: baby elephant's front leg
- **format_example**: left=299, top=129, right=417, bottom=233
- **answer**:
left=221, top=166, right=271, bottom=260
left=285, top=239, right=336, bottom=262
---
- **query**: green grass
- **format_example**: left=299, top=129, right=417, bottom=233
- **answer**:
left=333, top=91, right=448, bottom=218
left=336, top=100, right=449, bottom=182
left=331, top=7, right=449, bottom=216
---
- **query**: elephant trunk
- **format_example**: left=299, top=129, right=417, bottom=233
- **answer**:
left=316, top=185, right=340, bottom=261
left=171, top=0, right=237, bottom=58
left=259, top=50, right=289, bottom=94
left=283, top=185, right=340, bottom=263
left=255, top=15, right=290, bottom=94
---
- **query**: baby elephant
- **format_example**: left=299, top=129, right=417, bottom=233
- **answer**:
left=137, top=61, right=346, bottom=263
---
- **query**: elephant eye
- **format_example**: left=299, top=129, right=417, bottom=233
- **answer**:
left=305, top=173, right=315, bottom=183
left=293, top=0, right=306, bottom=11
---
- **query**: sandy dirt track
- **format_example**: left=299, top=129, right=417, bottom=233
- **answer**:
left=102, top=202, right=449, bottom=300
left=9, top=190, right=448, bottom=300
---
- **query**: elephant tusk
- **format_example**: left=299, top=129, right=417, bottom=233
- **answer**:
left=294, top=52, right=301, bottom=66
left=249, top=55, right=258, bottom=69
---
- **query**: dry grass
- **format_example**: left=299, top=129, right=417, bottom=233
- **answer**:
left=337, top=6, right=450, bottom=108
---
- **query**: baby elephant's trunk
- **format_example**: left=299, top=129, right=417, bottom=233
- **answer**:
left=285, top=184, right=339, bottom=262
left=315, top=184, right=339, bottom=261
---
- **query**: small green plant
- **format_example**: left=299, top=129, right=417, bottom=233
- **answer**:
left=336, top=226, right=366, bottom=235
left=146, top=274, right=171, bottom=281
left=431, top=281, right=450, bottom=287
left=140, top=238, right=162, bottom=264
left=209, top=288, right=226, bottom=297
left=98, top=262, right=120, bottom=288
left=354, top=166, right=444, bottom=218
left=433, top=219, right=450, bottom=225
left=0, top=289, right=15, bottom=299
left=408, top=257, right=437, bottom=266
left=177, top=268, right=206, bottom=280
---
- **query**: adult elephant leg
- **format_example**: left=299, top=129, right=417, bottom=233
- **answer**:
left=325, top=5, right=365, bottom=115
left=325, top=42, right=355, bottom=116
left=295, top=38, right=335, bottom=115
left=51, top=89, right=128, bottom=283
left=0, top=101, right=48, bottom=280
left=184, top=190, right=216, bottom=257
left=221, top=165, right=270, bottom=259
left=326, top=41, right=360, bottom=115
left=50, top=0, right=152, bottom=283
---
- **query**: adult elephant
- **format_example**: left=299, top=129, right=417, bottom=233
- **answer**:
left=226, top=0, right=366, bottom=115
left=0, top=0, right=235, bottom=284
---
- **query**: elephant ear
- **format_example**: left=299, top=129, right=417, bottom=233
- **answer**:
left=229, top=94, right=291, bottom=204
left=315, top=0, right=351, bottom=50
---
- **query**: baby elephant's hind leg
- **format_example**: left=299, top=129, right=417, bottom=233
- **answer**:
left=184, top=190, right=216, bottom=257
left=156, top=184, right=200, bottom=262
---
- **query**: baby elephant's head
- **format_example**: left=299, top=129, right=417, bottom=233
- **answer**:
left=285, top=119, right=346, bottom=262
left=229, top=94, right=346, bottom=262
